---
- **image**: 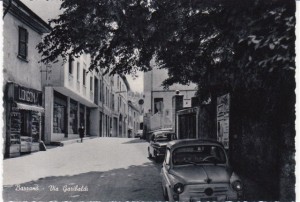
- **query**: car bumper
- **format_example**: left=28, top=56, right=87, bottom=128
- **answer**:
left=169, top=184, right=242, bottom=202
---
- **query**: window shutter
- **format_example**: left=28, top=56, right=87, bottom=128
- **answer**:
left=18, top=27, right=28, bottom=59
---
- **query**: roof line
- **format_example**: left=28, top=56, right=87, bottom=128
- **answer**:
left=5, top=0, right=52, bottom=31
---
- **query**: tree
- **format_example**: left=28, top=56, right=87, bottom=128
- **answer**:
left=38, top=0, right=156, bottom=75
left=38, top=0, right=295, bottom=100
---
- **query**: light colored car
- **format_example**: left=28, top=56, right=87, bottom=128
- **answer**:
left=161, top=139, right=243, bottom=201
left=135, top=130, right=143, bottom=138
left=148, top=131, right=176, bottom=162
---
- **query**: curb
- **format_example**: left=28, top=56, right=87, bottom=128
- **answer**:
left=49, top=136, right=97, bottom=147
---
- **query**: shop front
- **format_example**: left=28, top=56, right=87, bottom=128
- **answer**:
left=5, top=83, right=44, bottom=158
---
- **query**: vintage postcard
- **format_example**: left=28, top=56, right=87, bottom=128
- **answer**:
left=1, top=0, right=297, bottom=201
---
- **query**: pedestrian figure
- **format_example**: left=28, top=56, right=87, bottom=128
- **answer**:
left=78, top=124, right=85, bottom=143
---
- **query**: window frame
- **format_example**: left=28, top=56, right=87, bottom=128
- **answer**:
left=18, top=27, right=28, bottom=59
left=83, top=69, right=86, bottom=86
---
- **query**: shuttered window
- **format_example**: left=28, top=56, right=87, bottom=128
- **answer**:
left=18, top=27, right=28, bottom=59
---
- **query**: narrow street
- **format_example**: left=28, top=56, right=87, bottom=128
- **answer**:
left=3, top=138, right=164, bottom=201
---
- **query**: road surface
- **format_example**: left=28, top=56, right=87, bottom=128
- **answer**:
left=3, top=138, right=164, bottom=201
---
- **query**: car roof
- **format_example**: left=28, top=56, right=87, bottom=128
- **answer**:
left=166, top=139, right=224, bottom=149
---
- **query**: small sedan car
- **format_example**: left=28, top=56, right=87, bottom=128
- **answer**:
left=148, top=131, right=176, bottom=162
left=134, top=130, right=143, bottom=138
left=161, top=139, right=243, bottom=201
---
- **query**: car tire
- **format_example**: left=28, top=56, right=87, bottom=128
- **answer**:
left=148, top=148, right=152, bottom=158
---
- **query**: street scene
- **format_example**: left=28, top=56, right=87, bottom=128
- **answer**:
left=3, top=138, right=163, bottom=201
left=3, top=138, right=272, bottom=201
left=2, top=0, right=296, bottom=201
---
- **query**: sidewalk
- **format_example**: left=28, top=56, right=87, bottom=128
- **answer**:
left=49, top=136, right=97, bottom=147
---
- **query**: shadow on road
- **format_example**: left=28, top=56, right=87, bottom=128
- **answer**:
left=3, top=162, right=163, bottom=201
left=122, top=138, right=147, bottom=144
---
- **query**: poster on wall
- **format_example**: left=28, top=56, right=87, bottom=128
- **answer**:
left=217, top=93, right=230, bottom=149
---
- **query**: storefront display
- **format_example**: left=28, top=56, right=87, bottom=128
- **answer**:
left=69, top=100, right=78, bottom=134
left=5, top=83, right=44, bottom=157
left=53, top=102, right=66, bottom=133
left=31, top=112, right=41, bottom=152
left=53, top=92, right=67, bottom=136
left=9, top=109, right=21, bottom=157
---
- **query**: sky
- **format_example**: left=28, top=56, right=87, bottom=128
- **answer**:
left=21, top=0, right=144, bottom=93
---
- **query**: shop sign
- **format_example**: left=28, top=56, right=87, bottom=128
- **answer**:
left=217, top=93, right=230, bottom=149
left=14, top=85, right=42, bottom=106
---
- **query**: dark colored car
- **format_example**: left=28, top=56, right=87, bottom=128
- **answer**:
left=148, top=131, right=176, bottom=162
left=161, top=139, right=243, bottom=201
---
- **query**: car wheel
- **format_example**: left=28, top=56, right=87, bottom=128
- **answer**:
left=148, top=148, right=152, bottom=158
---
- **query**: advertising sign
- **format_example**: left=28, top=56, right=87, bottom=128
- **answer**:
left=217, top=93, right=230, bottom=149
left=13, top=84, right=42, bottom=106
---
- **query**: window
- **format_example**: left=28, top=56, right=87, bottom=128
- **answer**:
left=69, top=100, right=78, bottom=134
left=154, top=98, right=164, bottom=114
left=83, top=69, right=86, bottom=86
left=68, top=55, right=74, bottom=74
left=18, top=27, right=28, bottom=59
left=77, top=62, right=80, bottom=81
left=90, top=77, right=93, bottom=91
left=112, top=94, right=115, bottom=110
left=99, top=80, right=102, bottom=102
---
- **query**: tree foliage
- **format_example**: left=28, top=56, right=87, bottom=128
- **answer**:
left=38, top=0, right=295, bottom=100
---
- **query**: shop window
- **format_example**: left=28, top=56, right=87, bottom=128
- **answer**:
left=53, top=102, right=66, bottom=133
left=31, top=112, right=40, bottom=142
left=69, top=100, right=78, bottom=134
left=154, top=98, right=163, bottom=114
left=18, top=27, right=28, bottom=60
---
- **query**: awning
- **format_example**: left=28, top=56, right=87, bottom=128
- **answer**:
left=15, top=102, right=45, bottom=113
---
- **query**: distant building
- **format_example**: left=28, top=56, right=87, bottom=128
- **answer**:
left=3, top=0, right=51, bottom=157
left=43, top=55, right=131, bottom=142
left=42, top=53, right=101, bottom=143
left=127, top=100, right=141, bottom=138
left=143, top=60, right=197, bottom=137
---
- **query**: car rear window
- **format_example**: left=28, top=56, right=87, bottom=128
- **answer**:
left=172, top=145, right=226, bottom=165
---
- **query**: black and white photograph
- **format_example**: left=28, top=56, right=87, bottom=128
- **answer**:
left=1, top=0, right=297, bottom=201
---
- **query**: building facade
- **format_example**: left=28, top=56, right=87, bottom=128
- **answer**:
left=127, top=100, right=140, bottom=138
left=43, top=56, right=131, bottom=143
left=3, top=0, right=133, bottom=158
left=143, top=60, right=197, bottom=135
left=3, top=0, right=51, bottom=157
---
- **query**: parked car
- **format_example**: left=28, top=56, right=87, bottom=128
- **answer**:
left=161, top=139, right=243, bottom=201
left=135, top=130, right=143, bottom=138
left=148, top=131, right=176, bottom=162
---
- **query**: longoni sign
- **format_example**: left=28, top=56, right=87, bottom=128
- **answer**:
left=14, top=85, right=42, bottom=105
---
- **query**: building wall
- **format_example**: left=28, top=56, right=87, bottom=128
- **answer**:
left=144, top=63, right=197, bottom=115
left=143, top=62, right=197, bottom=132
left=3, top=0, right=50, bottom=157
left=3, top=12, right=45, bottom=90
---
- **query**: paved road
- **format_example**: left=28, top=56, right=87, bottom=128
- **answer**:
left=3, top=138, right=164, bottom=201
